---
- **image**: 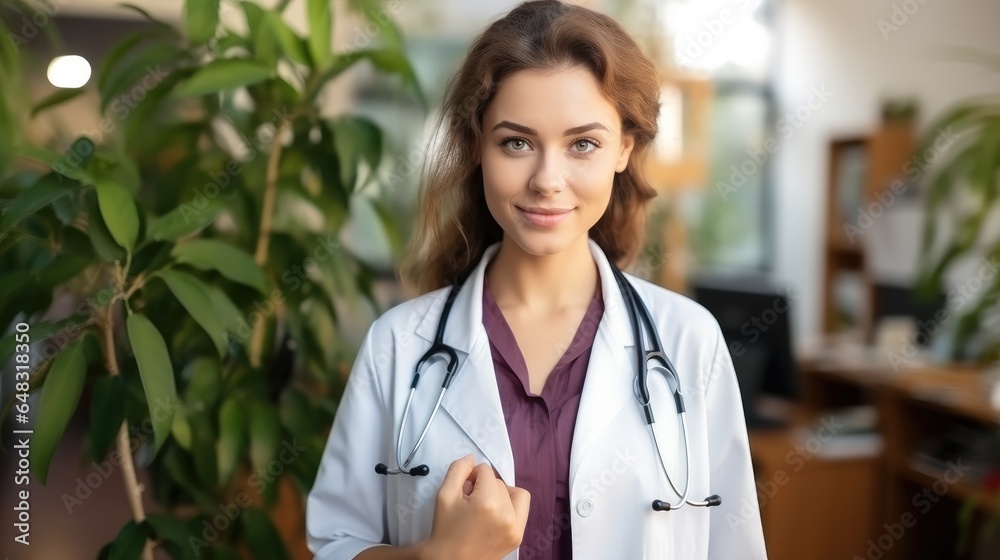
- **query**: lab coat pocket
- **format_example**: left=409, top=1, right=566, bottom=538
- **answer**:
left=387, top=467, right=439, bottom=546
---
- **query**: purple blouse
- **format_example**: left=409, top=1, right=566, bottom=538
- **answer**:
left=482, top=273, right=605, bottom=560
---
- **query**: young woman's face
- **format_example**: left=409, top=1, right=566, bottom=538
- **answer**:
left=479, top=66, right=635, bottom=257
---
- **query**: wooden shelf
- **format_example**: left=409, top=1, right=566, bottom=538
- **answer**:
left=901, top=460, right=1000, bottom=516
left=888, top=368, right=1000, bottom=426
left=797, top=359, right=1000, bottom=559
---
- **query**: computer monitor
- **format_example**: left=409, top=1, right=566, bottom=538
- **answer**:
left=691, top=276, right=800, bottom=429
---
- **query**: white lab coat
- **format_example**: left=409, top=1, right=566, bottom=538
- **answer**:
left=307, top=238, right=768, bottom=560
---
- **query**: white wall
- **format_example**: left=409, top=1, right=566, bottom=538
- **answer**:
left=773, top=0, right=1000, bottom=346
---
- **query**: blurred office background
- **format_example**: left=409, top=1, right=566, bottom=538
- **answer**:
left=1, top=0, right=1000, bottom=559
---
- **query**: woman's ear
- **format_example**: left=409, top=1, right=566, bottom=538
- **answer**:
left=615, top=132, right=635, bottom=173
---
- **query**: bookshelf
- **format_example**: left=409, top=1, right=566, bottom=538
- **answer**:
left=820, top=122, right=915, bottom=340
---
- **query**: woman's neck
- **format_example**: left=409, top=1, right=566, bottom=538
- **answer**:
left=484, top=235, right=599, bottom=314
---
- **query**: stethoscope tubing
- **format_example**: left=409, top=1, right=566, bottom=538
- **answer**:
left=375, top=259, right=722, bottom=511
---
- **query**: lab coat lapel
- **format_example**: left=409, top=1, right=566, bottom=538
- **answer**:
left=414, top=242, right=516, bottom=484
left=569, top=239, right=636, bottom=488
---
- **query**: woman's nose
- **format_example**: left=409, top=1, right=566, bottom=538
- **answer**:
left=530, top=155, right=569, bottom=194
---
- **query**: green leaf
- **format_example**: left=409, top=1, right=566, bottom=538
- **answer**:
left=184, top=0, right=220, bottom=45
left=248, top=400, right=280, bottom=475
left=172, top=59, right=274, bottom=98
left=99, top=42, right=179, bottom=114
left=157, top=269, right=230, bottom=357
left=126, top=313, right=178, bottom=455
left=171, top=408, right=193, bottom=450
left=203, top=283, right=245, bottom=338
left=31, top=88, right=86, bottom=118
left=86, top=190, right=128, bottom=262
left=280, top=388, right=314, bottom=436
left=242, top=507, right=289, bottom=560
left=263, top=11, right=310, bottom=66
left=118, top=3, right=177, bottom=31
left=217, top=397, right=246, bottom=483
left=95, top=180, right=139, bottom=253
left=212, top=546, right=241, bottom=560
left=146, top=195, right=228, bottom=242
left=182, top=357, right=222, bottom=413
left=162, top=445, right=216, bottom=511
left=331, top=116, right=382, bottom=192
left=310, top=49, right=424, bottom=106
left=51, top=187, right=81, bottom=224
left=369, top=197, right=403, bottom=255
left=346, top=0, right=405, bottom=50
left=13, top=144, right=92, bottom=183
left=307, top=0, right=333, bottom=69
left=0, top=171, right=41, bottom=197
left=107, top=520, right=147, bottom=560
left=241, top=1, right=266, bottom=32
left=144, top=514, right=196, bottom=560
left=217, top=32, right=252, bottom=56
left=98, top=32, right=148, bottom=93
left=33, top=338, right=87, bottom=484
left=189, top=410, right=218, bottom=486
left=172, top=239, right=267, bottom=293
left=36, top=238, right=95, bottom=288
left=0, top=174, right=76, bottom=235
left=89, top=376, right=125, bottom=461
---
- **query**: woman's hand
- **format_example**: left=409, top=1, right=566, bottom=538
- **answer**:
left=420, top=454, right=530, bottom=560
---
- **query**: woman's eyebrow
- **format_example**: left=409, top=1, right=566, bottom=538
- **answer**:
left=490, top=120, right=610, bottom=136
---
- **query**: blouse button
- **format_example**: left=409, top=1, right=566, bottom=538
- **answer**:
left=576, top=497, right=595, bottom=517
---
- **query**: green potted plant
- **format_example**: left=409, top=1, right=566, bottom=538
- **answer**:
left=0, top=0, right=422, bottom=558
left=915, top=48, right=1000, bottom=558
left=916, top=51, right=1000, bottom=363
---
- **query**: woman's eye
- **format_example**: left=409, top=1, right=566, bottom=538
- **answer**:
left=574, top=139, right=597, bottom=153
left=501, top=138, right=529, bottom=151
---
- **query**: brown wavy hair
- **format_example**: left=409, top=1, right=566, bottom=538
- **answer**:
left=398, top=0, right=661, bottom=295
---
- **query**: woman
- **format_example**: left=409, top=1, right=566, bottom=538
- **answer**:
left=306, top=1, right=766, bottom=559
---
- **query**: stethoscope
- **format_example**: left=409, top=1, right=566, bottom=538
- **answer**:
left=375, top=259, right=722, bottom=512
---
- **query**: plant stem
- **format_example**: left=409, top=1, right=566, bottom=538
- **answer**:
left=100, top=305, right=155, bottom=560
left=123, top=272, right=147, bottom=300
left=248, top=119, right=293, bottom=367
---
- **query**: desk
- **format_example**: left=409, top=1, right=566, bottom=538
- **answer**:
left=750, top=359, right=1000, bottom=560
left=750, top=427, right=880, bottom=560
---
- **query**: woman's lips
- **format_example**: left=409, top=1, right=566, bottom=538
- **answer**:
left=517, top=207, right=572, bottom=227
